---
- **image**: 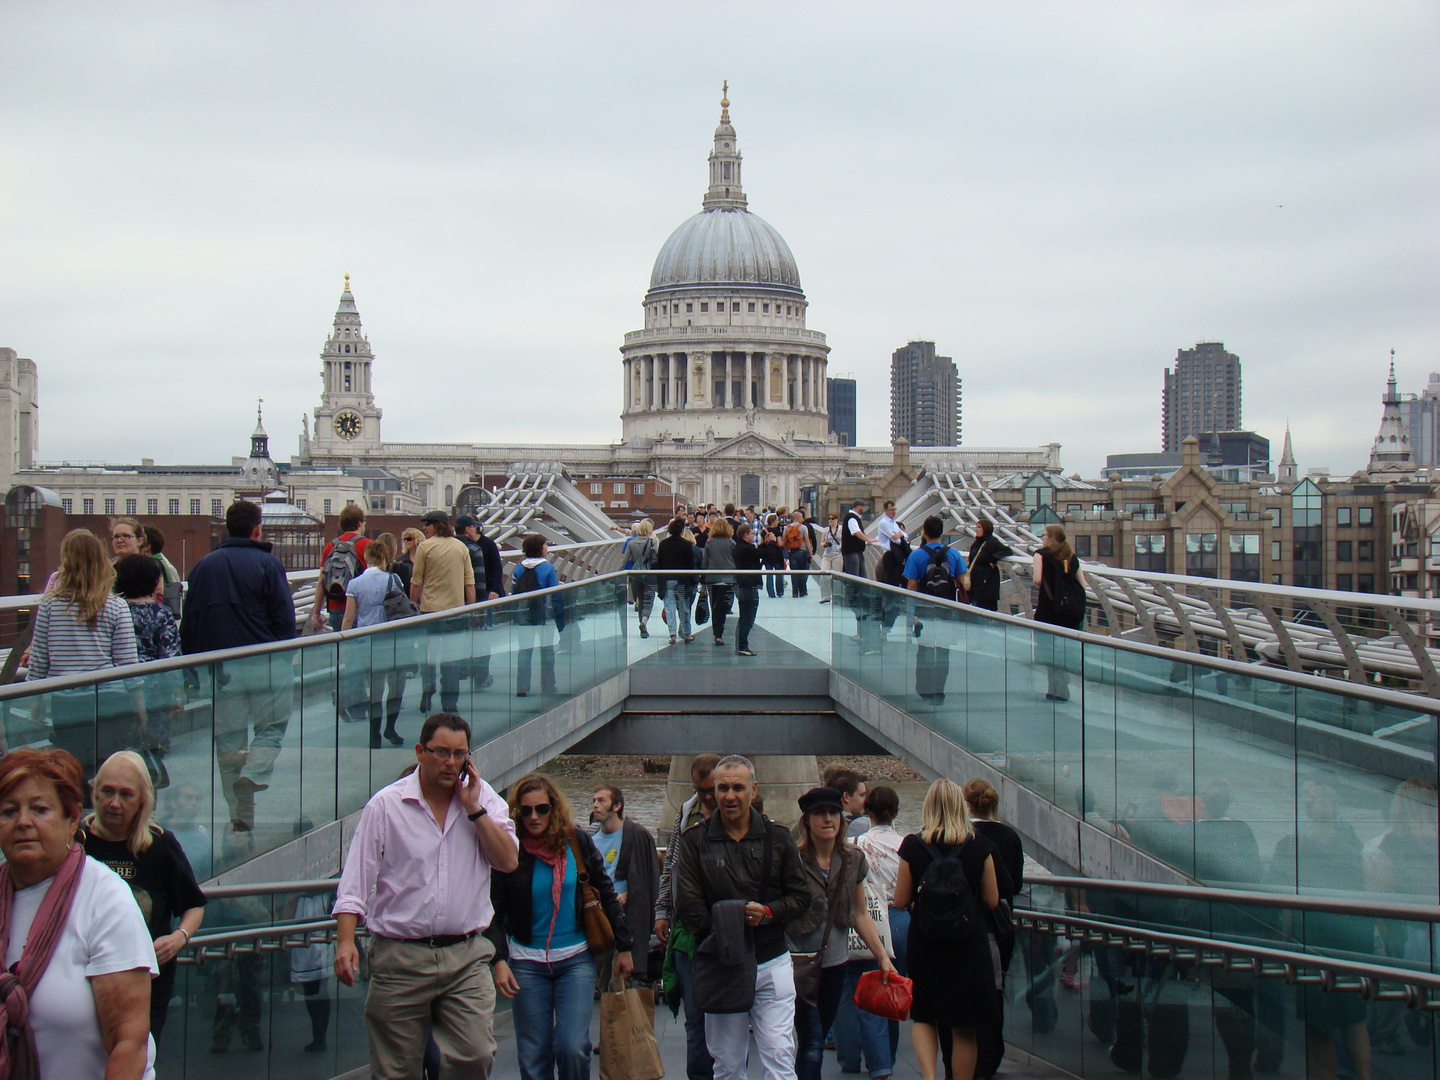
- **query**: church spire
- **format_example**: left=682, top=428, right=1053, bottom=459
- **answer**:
left=703, top=82, right=748, bottom=211
left=1278, top=421, right=1297, bottom=481
left=1368, top=349, right=1414, bottom=475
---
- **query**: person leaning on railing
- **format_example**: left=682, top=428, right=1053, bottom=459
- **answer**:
left=0, top=748, right=159, bottom=1080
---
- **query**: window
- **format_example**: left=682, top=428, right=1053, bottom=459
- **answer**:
left=613, top=482, right=626, bottom=495
left=686, top=303, right=693, bottom=313
left=612, top=500, right=628, bottom=509
left=1336, top=540, right=1352, bottom=561
left=62, top=498, right=72, bottom=513
left=1290, top=480, right=1322, bottom=527
left=700, top=303, right=709, bottom=313
left=786, top=306, right=792, bottom=315
left=296, top=499, right=306, bottom=511
left=1358, top=507, right=1374, bottom=527
left=1266, top=508, right=1280, bottom=526
left=723, top=162, right=731, bottom=180
left=1336, top=507, right=1352, bottom=527
left=590, top=483, right=603, bottom=495
left=634, top=483, right=645, bottom=495
left=1230, top=534, right=1261, bottom=582
left=1097, top=535, right=1114, bottom=559
left=1222, top=502, right=1249, bottom=517
left=732, top=302, right=740, bottom=312
left=1134, top=533, right=1167, bottom=572
left=83, top=498, right=94, bottom=514
left=1358, top=540, right=1374, bottom=561
left=324, top=499, right=332, bottom=515
left=1358, top=573, right=1375, bottom=593
left=1272, top=540, right=1282, bottom=561
left=1075, top=535, right=1091, bottom=557
left=763, top=303, right=770, bottom=314
left=168, top=498, right=180, bottom=515
left=190, top=498, right=201, bottom=515
left=126, top=498, right=137, bottom=515
left=147, top=498, right=158, bottom=515
left=748, top=302, right=756, bottom=313
left=211, top=499, right=224, bottom=517
left=1185, top=533, right=1219, bottom=577
left=1336, top=574, right=1353, bottom=592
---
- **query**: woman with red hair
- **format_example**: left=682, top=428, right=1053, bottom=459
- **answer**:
left=0, top=747, right=158, bottom=1079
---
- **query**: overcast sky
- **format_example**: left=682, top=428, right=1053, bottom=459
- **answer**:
left=2, top=1, right=1437, bottom=478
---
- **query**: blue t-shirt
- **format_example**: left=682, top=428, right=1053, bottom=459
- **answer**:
left=528, top=848, right=584, bottom=952
left=902, top=542, right=967, bottom=585
left=592, top=827, right=626, bottom=896
left=344, top=566, right=394, bottom=628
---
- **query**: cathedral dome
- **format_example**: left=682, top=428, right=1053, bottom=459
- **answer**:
left=648, top=208, right=803, bottom=297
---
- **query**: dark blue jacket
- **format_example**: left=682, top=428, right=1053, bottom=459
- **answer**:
left=180, top=538, right=296, bottom=655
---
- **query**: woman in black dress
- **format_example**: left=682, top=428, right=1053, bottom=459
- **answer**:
left=966, top=519, right=1013, bottom=612
left=964, top=779, right=1023, bottom=1080
left=1032, top=524, right=1087, bottom=701
left=892, top=778, right=1000, bottom=1080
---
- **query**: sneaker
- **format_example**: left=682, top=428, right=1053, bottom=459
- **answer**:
left=713, top=638, right=725, bottom=646
left=669, top=635, right=678, bottom=645
left=639, top=624, right=649, bottom=639
left=737, top=648, right=757, bottom=657
left=818, top=598, right=831, bottom=604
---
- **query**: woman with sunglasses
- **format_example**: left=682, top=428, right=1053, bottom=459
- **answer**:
left=491, top=774, right=634, bottom=1080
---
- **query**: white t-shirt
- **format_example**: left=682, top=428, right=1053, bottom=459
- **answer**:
left=6, top=858, right=159, bottom=1080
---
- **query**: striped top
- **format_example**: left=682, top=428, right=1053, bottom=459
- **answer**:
left=27, top=594, right=139, bottom=681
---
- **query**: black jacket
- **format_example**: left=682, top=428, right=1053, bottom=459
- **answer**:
left=475, top=533, right=505, bottom=598
left=733, top=538, right=763, bottom=576
left=674, top=810, right=817, bottom=963
left=180, top=538, right=295, bottom=654
left=490, top=826, right=634, bottom=962
left=656, top=535, right=697, bottom=586
left=614, top=819, right=660, bottom=960
left=967, top=534, right=1013, bottom=612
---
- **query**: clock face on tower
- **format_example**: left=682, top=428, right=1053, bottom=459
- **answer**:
left=333, top=411, right=363, bottom=440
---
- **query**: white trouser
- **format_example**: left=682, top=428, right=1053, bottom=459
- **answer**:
left=705, top=953, right=797, bottom=1080
left=818, top=553, right=842, bottom=600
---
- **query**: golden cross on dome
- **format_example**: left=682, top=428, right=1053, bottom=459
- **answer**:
left=344, top=272, right=350, bottom=291
left=720, top=81, right=730, bottom=123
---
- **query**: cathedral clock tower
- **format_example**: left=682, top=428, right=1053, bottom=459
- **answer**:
left=312, top=274, right=383, bottom=454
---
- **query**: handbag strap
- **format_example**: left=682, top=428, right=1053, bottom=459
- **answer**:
left=815, top=848, right=846, bottom=952
left=757, top=815, right=774, bottom=906
left=567, top=831, right=592, bottom=885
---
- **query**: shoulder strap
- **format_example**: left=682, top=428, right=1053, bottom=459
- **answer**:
left=816, top=847, right=846, bottom=950
left=567, top=830, right=591, bottom=884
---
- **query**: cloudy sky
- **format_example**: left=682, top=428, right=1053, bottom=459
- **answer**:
left=2, top=1, right=1437, bottom=477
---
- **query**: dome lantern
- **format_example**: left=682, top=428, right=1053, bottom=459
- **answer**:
left=704, top=81, right=747, bottom=212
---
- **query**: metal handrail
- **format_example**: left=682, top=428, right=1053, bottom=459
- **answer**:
left=1034, top=874, right=1440, bottom=923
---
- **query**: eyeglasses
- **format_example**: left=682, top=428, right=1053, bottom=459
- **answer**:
left=517, top=804, right=551, bottom=818
left=422, top=746, right=470, bottom=763
left=112, top=533, right=135, bottom=541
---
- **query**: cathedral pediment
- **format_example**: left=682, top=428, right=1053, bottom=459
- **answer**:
left=702, top=433, right=797, bottom=460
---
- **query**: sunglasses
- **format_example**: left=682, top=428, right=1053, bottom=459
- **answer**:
left=517, top=804, right=552, bottom=819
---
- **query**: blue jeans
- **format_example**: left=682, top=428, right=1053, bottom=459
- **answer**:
left=673, top=949, right=714, bottom=1080
left=836, top=960, right=894, bottom=1078
left=765, top=571, right=786, bottom=597
left=796, top=964, right=847, bottom=1080
left=664, top=582, right=693, bottom=639
left=511, top=952, right=597, bottom=1080
left=735, top=585, right=759, bottom=651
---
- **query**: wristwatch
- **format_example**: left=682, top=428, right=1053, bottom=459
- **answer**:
left=467, top=806, right=488, bottom=822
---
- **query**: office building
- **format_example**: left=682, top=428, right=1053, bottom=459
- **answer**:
left=890, top=340, right=960, bottom=447
left=1397, top=371, right=1440, bottom=468
left=827, top=376, right=856, bottom=446
left=1162, top=342, right=1241, bottom=451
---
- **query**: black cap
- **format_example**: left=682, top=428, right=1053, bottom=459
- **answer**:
left=455, top=515, right=478, bottom=530
left=797, top=786, right=845, bottom=815
left=421, top=510, right=449, bottom=525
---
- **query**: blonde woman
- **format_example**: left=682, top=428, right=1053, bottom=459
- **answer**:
left=628, top=518, right=659, bottom=638
left=83, top=751, right=206, bottom=1046
left=27, top=530, right=140, bottom=774
left=892, top=779, right=999, bottom=1080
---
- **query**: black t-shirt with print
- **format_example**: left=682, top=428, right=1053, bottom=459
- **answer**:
left=83, top=826, right=207, bottom=944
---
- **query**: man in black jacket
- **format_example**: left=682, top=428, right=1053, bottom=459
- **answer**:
left=674, top=755, right=816, bottom=1080
left=181, top=499, right=297, bottom=830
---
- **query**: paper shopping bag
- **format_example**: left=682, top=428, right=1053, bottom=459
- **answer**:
left=599, top=984, right=664, bottom=1080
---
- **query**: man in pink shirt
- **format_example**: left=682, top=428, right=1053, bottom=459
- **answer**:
left=333, top=713, right=519, bottom=1079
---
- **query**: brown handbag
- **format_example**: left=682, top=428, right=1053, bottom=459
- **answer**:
left=569, top=831, right=616, bottom=954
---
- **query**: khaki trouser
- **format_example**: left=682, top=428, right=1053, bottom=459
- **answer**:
left=365, top=933, right=497, bottom=1080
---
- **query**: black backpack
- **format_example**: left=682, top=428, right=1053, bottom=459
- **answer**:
left=913, top=841, right=978, bottom=943
left=919, top=545, right=956, bottom=601
left=1042, top=555, right=1086, bottom=629
left=514, top=563, right=546, bottom=625
left=382, top=573, right=420, bottom=622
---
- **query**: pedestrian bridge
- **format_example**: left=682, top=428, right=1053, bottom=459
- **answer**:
left=2, top=569, right=1437, bottom=1080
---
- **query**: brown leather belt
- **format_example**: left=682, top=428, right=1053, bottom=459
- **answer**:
left=398, top=931, right=477, bottom=948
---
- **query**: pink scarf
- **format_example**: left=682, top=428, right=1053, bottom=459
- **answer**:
left=521, top=836, right=568, bottom=955
left=0, top=843, right=87, bottom=1080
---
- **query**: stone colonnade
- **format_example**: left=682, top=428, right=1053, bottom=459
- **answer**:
left=623, top=350, right=828, bottom=414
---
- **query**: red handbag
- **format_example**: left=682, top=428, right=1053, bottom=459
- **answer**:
left=853, top=969, right=913, bottom=1022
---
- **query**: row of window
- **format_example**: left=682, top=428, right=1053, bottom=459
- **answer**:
left=590, top=482, right=647, bottom=496
left=1334, top=540, right=1375, bottom=562
left=64, top=497, right=224, bottom=517
left=651, top=301, right=801, bottom=317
